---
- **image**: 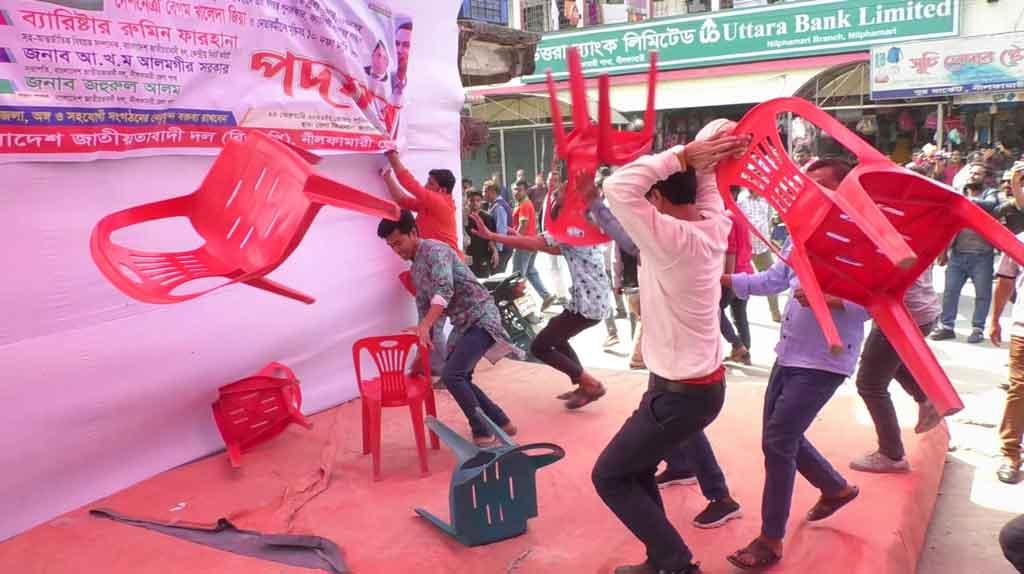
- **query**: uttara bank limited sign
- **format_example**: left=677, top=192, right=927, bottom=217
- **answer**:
left=523, top=0, right=959, bottom=83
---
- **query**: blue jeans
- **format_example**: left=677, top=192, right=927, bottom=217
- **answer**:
left=761, top=365, right=848, bottom=540
left=941, top=251, right=995, bottom=331
left=429, top=317, right=448, bottom=376
left=441, top=325, right=510, bottom=438
left=663, top=430, right=730, bottom=501
left=513, top=249, right=551, bottom=301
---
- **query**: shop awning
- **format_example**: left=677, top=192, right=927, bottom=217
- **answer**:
left=469, top=53, right=870, bottom=112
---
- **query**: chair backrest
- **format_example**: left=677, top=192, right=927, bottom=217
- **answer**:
left=352, top=334, right=423, bottom=402
left=192, top=131, right=319, bottom=274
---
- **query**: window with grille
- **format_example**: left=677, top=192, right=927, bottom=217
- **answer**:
left=459, top=0, right=509, bottom=26
left=651, top=0, right=709, bottom=16
left=522, top=0, right=552, bottom=32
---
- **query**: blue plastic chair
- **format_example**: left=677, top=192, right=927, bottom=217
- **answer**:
left=414, top=408, right=565, bottom=546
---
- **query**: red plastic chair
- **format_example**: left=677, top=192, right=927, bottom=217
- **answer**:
left=398, top=270, right=416, bottom=296
left=542, top=48, right=657, bottom=246
left=353, top=334, right=439, bottom=481
left=91, top=131, right=400, bottom=305
left=717, top=97, right=1024, bottom=416
left=211, top=361, right=313, bottom=468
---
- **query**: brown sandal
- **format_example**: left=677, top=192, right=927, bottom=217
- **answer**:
left=727, top=539, right=781, bottom=570
left=556, top=388, right=579, bottom=400
left=564, top=384, right=606, bottom=410
left=807, top=485, right=860, bottom=521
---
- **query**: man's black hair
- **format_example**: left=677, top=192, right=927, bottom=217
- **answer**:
left=398, top=21, right=412, bottom=32
left=650, top=168, right=698, bottom=205
left=428, top=169, right=456, bottom=194
left=467, top=190, right=483, bottom=199
left=377, top=209, right=417, bottom=238
left=514, top=180, right=528, bottom=190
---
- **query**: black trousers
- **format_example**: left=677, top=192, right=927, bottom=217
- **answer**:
left=592, top=375, right=725, bottom=571
left=530, top=310, right=599, bottom=383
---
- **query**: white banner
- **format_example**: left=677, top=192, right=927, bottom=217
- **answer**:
left=0, top=0, right=414, bottom=161
left=871, top=32, right=1024, bottom=100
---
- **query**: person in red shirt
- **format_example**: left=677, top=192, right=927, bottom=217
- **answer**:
left=722, top=193, right=754, bottom=365
left=512, top=181, right=554, bottom=309
left=380, top=151, right=464, bottom=377
left=380, top=151, right=464, bottom=260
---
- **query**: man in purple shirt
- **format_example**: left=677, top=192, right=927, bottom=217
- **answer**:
left=725, top=160, right=866, bottom=570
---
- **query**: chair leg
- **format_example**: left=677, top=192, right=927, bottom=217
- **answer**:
left=425, top=389, right=440, bottom=450
left=785, top=242, right=844, bottom=354
left=361, top=400, right=370, bottom=455
left=227, top=442, right=243, bottom=468
left=304, top=175, right=400, bottom=220
left=368, top=402, right=383, bottom=481
left=868, top=298, right=964, bottom=416
left=409, top=400, right=429, bottom=476
left=244, top=276, right=316, bottom=304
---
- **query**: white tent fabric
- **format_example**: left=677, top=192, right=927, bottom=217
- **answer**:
left=0, top=0, right=464, bottom=542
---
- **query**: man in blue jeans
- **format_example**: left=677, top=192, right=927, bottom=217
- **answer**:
left=932, top=178, right=1000, bottom=344
left=726, top=159, right=865, bottom=570
left=378, top=210, right=519, bottom=446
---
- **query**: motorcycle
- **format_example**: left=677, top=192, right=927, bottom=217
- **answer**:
left=481, top=271, right=541, bottom=363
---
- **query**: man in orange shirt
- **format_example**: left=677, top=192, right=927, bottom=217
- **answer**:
left=380, top=150, right=464, bottom=259
left=380, top=151, right=464, bottom=376
left=512, top=181, right=554, bottom=309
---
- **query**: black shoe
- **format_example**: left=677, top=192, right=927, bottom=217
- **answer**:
left=614, top=562, right=656, bottom=574
left=693, top=497, right=743, bottom=529
left=967, top=329, right=984, bottom=344
left=930, top=328, right=956, bottom=341
left=655, top=469, right=697, bottom=488
left=614, top=563, right=699, bottom=574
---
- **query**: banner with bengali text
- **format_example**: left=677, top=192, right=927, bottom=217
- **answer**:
left=0, top=0, right=413, bottom=162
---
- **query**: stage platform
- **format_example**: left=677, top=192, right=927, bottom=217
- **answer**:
left=0, top=360, right=948, bottom=573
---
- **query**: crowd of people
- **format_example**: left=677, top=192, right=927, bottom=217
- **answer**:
left=372, top=119, right=1024, bottom=572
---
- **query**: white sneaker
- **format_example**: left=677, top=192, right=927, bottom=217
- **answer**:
left=850, top=450, right=910, bottom=473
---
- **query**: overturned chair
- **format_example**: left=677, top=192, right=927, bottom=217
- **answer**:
left=414, top=408, right=565, bottom=546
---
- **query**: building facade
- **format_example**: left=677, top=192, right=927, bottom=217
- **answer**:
left=459, top=0, right=1024, bottom=187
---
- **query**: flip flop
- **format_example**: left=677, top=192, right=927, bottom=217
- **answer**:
left=564, top=384, right=606, bottom=410
left=726, top=539, right=781, bottom=570
left=807, top=485, right=860, bottom=521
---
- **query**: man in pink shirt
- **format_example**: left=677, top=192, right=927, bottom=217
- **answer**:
left=594, top=129, right=748, bottom=574
left=722, top=191, right=755, bottom=365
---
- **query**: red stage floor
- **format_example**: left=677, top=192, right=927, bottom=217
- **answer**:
left=0, top=361, right=948, bottom=573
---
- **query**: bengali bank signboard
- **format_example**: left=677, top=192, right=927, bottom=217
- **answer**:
left=871, top=32, right=1024, bottom=100
left=0, top=0, right=414, bottom=161
left=525, top=0, right=959, bottom=83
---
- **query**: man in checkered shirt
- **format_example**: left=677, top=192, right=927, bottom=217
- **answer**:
left=737, top=188, right=782, bottom=322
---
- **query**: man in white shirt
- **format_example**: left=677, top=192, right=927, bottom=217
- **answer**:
left=593, top=130, right=747, bottom=574
left=737, top=188, right=782, bottom=322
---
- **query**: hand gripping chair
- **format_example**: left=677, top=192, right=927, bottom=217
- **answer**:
left=211, top=362, right=312, bottom=468
left=415, top=408, right=565, bottom=546
left=90, top=131, right=400, bottom=305
left=542, top=47, right=657, bottom=246
left=353, top=334, right=439, bottom=481
left=717, top=97, right=1024, bottom=416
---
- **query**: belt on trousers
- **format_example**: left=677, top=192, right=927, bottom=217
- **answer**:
left=649, top=365, right=725, bottom=394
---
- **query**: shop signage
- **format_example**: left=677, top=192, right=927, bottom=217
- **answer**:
left=524, top=0, right=959, bottom=84
left=871, top=32, right=1024, bottom=100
